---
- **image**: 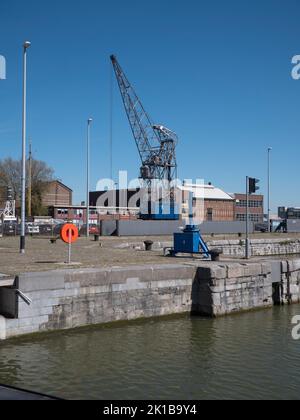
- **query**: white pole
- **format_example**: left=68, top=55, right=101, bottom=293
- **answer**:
left=20, top=41, right=31, bottom=254
left=68, top=227, right=72, bottom=264
left=86, top=118, right=92, bottom=239
left=268, top=147, right=272, bottom=233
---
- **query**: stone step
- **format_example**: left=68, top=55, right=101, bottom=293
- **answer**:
left=0, top=275, right=15, bottom=287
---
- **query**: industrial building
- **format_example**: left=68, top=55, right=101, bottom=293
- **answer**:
left=179, top=184, right=235, bottom=222
left=90, top=183, right=236, bottom=222
left=233, top=193, right=264, bottom=223
left=278, top=207, right=300, bottom=220
left=42, top=181, right=73, bottom=208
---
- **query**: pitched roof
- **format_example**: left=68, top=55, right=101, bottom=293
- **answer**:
left=178, top=184, right=234, bottom=201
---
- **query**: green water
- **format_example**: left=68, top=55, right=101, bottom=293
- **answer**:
left=0, top=305, right=300, bottom=400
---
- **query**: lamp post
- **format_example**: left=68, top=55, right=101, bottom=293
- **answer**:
left=86, top=118, right=93, bottom=238
left=268, top=147, right=272, bottom=233
left=245, top=176, right=250, bottom=259
left=20, top=41, right=31, bottom=254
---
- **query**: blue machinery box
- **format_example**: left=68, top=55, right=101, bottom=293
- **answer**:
left=173, top=225, right=210, bottom=257
left=174, top=231, right=200, bottom=253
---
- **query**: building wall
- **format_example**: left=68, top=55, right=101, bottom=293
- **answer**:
left=234, top=193, right=264, bottom=222
left=183, top=198, right=234, bottom=222
left=91, top=188, right=236, bottom=222
left=42, top=181, right=72, bottom=207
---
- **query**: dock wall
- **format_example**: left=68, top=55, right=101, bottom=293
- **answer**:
left=0, top=260, right=300, bottom=340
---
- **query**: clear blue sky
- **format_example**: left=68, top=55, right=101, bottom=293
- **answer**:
left=1, top=0, right=300, bottom=210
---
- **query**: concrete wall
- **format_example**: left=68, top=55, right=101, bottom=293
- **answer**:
left=199, top=221, right=255, bottom=235
left=2, top=265, right=196, bottom=340
left=287, top=220, right=300, bottom=233
left=101, top=220, right=117, bottom=236
left=1, top=259, right=300, bottom=340
left=117, top=220, right=183, bottom=236
left=115, top=220, right=255, bottom=237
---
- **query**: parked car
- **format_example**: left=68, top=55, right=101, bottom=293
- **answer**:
left=254, top=222, right=269, bottom=233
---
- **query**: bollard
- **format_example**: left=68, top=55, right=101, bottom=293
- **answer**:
left=144, top=240, right=154, bottom=251
left=210, top=249, right=222, bottom=262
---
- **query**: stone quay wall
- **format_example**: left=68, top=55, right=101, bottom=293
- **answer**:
left=207, top=238, right=300, bottom=258
left=0, top=260, right=300, bottom=340
left=192, top=262, right=273, bottom=317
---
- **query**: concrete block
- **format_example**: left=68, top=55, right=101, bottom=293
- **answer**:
left=112, top=278, right=148, bottom=292
left=227, top=264, right=247, bottom=279
left=18, top=306, right=42, bottom=319
left=109, top=266, right=153, bottom=284
left=196, top=265, right=226, bottom=282
left=210, top=282, right=225, bottom=293
left=240, top=263, right=263, bottom=277
left=225, top=283, right=242, bottom=291
left=65, top=269, right=109, bottom=287
left=290, top=285, right=300, bottom=295
left=18, top=271, right=65, bottom=292
left=288, top=260, right=300, bottom=273
left=211, top=293, right=221, bottom=305
left=152, top=265, right=195, bottom=282
left=261, top=262, right=272, bottom=275
left=0, top=316, right=6, bottom=340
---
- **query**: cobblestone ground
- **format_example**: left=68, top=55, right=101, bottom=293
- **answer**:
left=0, top=233, right=299, bottom=276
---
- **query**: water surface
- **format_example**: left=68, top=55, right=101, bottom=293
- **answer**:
left=0, top=305, right=299, bottom=400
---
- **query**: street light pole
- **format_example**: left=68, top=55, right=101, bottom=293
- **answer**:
left=245, top=176, right=250, bottom=259
left=86, top=118, right=92, bottom=239
left=268, top=147, right=272, bottom=233
left=20, top=41, right=31, bottom=254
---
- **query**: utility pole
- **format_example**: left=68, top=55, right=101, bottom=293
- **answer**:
left=20, top=41, right=31, bottom=254
left=28, top=139, right=32, bottom=217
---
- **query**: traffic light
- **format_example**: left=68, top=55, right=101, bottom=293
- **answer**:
left=248, top=178, right=260, bottom=194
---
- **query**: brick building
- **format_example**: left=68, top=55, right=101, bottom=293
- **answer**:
left=179, top=184, right=235, bottom=222
left=90, top=184, right=235, bottom=222
left=233, top=193, right=264, bottom=222
left=42, top=181, right=73, bottom=208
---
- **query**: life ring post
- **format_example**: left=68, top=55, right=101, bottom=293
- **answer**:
left=60, top=224, right=79, bottom=264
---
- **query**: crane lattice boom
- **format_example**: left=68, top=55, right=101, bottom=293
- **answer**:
left=110, top=55, right=178, bottom=185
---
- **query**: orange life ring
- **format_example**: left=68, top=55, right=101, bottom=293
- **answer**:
left=60, top=224, right=79, bottom=244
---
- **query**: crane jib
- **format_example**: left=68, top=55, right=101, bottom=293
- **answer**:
left=110, top=55, right=178, bottom=185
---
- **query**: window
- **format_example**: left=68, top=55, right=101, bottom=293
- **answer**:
left=57, top=209, right=68, bottom=216
left=236, top=200, right=263, bottom=208
left=236, top=214, right=263, bottom=222
left=207, top=208, right=213, bottom=221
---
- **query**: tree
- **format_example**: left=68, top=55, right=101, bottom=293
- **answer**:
left=0, top=157, right=55, bottom=216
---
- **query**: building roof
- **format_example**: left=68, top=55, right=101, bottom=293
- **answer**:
left=47, top=180, right=73, bottom=193
left=178, top=184, right=234, bottom=201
